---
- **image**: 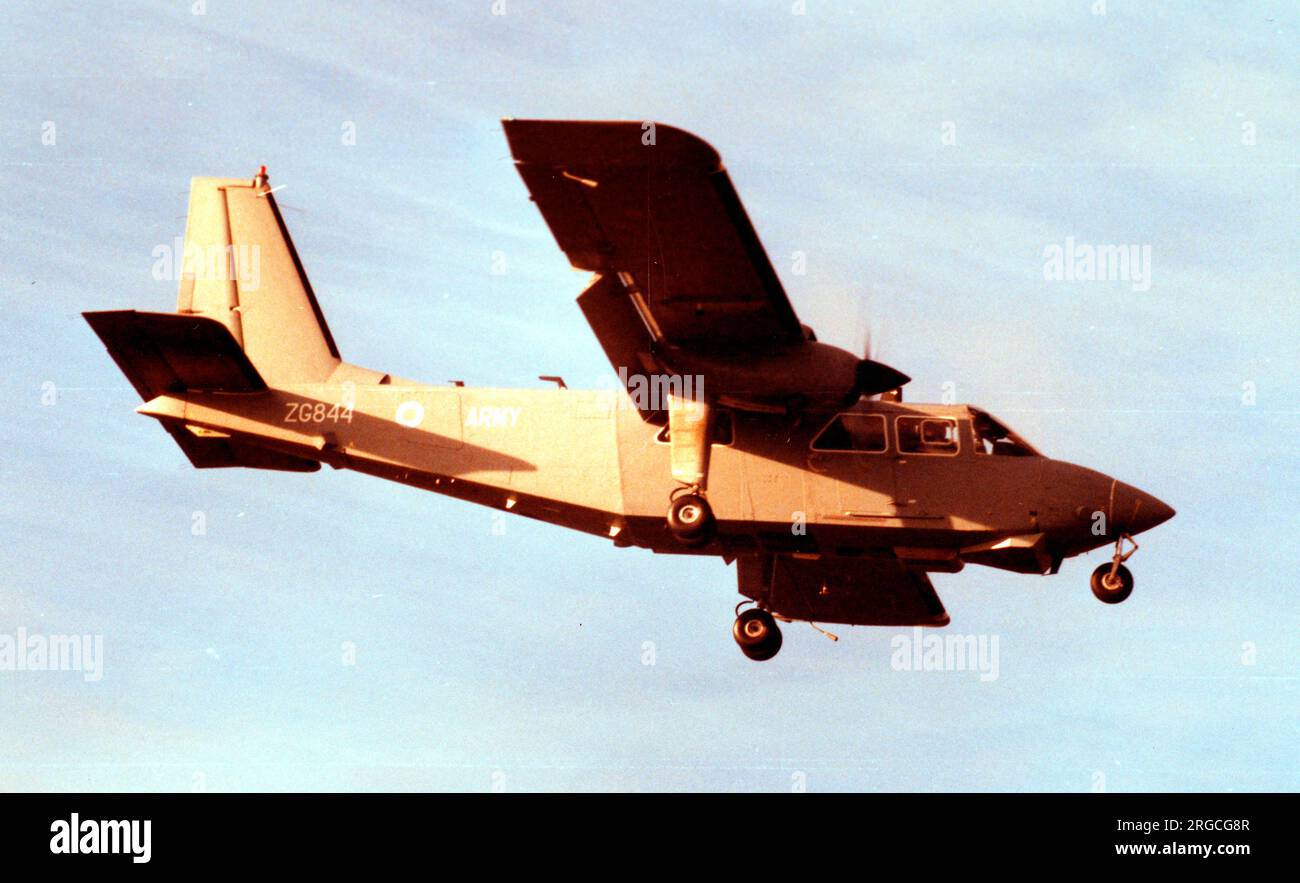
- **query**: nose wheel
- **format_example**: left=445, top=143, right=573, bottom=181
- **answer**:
left=1090, top=562, right=1134, bottom=603
left=1091, top=533, right=1137, bottom=604
left=733, top=607, right=783, bottom=661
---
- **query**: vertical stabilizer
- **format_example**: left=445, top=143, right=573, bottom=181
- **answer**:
left=177, top=169, right=341, bottom=385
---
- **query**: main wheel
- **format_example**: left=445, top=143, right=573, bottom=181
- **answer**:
left=1090, top=562, right=1134, bottom=604
left=667, top=493, right=715, bottom=543
left=732, top=608, right=783, bottom=661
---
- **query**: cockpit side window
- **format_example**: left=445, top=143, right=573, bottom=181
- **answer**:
left=896, top=416, right=959, bottom=455
left=811, top=413, right=888, bottom=453
left=971, top=410, right=1040, bottom=457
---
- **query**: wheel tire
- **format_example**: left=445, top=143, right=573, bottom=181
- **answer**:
left=668, top=493, right=715, bottom=543
left=1090, top=563, right=1134, bottom=604
left=740, top=633, right=782, bottom=662
left=733, top=609, right=783, bottom=661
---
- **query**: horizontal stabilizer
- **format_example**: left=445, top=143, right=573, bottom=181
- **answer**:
left=162, top=424, right=320, bottom=472
left=84, top=310, right=266, bottom=400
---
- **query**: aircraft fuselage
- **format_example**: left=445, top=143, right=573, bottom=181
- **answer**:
left=141, top=367, right=1171, bottom=577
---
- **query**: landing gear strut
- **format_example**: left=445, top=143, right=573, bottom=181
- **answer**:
left=1091, top=533, right=1137, bottom=604
left=733, top=606, right=783, bottom=661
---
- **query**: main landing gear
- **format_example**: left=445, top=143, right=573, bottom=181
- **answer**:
left=663, top=393, right=717, bottom=546
left=668, top=489, right=715, bottom=545
left=733, top=604, right=783, bottom=661
left=1091, top=533, right=1137, bottom=604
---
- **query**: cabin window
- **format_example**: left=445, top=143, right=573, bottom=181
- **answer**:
left=811, top=413, right=888, bottom=453
left=896, top=416, right=959, bottom=455
left=655, top=410, right=734, bottom=446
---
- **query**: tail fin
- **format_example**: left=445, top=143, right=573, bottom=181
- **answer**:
left=176, top=169, right=340, bottom=386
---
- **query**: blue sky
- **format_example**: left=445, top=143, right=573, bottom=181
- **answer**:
left=1, top=1, right=1295, bottom=791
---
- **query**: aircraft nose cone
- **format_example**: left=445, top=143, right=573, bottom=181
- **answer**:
left=1145, top=494, right=1176, bottom=529
left=1115, top=482, right=1175, bottom=534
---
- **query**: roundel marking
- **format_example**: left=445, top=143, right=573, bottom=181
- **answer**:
left=395, top=400, right=425, bottom=428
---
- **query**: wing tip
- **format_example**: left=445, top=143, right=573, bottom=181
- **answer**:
left=502, top=118, right=722, bottom=170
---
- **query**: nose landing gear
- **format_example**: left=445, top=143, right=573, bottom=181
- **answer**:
left=733, top=606, right=783, bottom=661
left=1091, top=533, right=1137, bottom=604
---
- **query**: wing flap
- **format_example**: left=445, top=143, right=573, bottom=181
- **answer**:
left=576, top=273, right=670, bottom=418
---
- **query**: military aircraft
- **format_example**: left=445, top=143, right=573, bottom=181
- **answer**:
left=85, top=119, right=1174, bottom=661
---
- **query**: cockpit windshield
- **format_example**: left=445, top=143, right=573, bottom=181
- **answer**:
left=970, top=408, right=1041, bottom=457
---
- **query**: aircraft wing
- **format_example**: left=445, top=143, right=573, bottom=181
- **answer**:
left=503, top=119, right=805, bottom=353
left=737, top=555, right=950, bottom=627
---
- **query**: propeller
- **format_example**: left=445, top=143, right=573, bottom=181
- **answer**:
left=854, top=292, right=908, bottom=400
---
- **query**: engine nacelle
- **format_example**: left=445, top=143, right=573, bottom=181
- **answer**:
left=665, top=340, right=909, bottom=410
